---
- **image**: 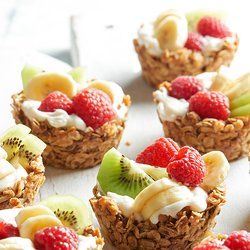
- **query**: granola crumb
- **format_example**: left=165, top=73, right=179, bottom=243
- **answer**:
left=125, top=141, right=131, bottom=146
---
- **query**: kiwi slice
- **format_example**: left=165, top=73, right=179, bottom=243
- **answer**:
left=139, top=164, right=168, bottom=180
left=0, top=125, right=46, bottom=168
left=21, top=64, right=43, bottom=88
left=40, top=195, right=92, bottom=234
left=68, top=67, right=86, bottom=84
left=97, top=148, right=154, bottom=198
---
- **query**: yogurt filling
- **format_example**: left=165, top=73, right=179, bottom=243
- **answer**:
left=137, top=23, right=236, bottom=57
left=107, top=185, right=208, bottom=224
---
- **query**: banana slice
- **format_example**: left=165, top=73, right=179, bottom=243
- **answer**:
left=15, top=205, right=55, bottom=228
left=0, top=148, right=7, bottom=160
left=223, top=73, right=250, bottom=100
left=133, top=178, right=178, bottom=213
left=0, top=159, right=15, bottom=179
left=24, top=72, right=77, bottom=101
left=88, top=80, right=124, bottom=107
left=141, top=185, right=192, bottom=220
left=154, top=14, right=188, bottom=50
left=19, top=214, right=62, bottom=240
left=201, top=151, right=230, bottom=191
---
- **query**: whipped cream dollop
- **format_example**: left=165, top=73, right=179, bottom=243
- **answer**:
left=78, top=235, right=99, bottom=250
left=137, top=23, right=236, bottom=57
left=153, top=87, right=189, bottom=122
left=0, top=237, right=35, bottom=250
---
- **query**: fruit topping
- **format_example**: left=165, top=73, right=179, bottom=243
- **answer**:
left=0, top=125, right=46, bottom=168
left=224, top=230, right=250, bottom=250
left=40, top=195, right=92, bottom=234
left=154, top=10, right=188, bottom=50
left=68, top=67, right=86, bottom=85
left=24, top=72, right=77, bottom=101
left=189, top=91, right=230, bottom=120
left=34, top=226, right=79, bottom=250
left=0, top=159, right=15, bottom=179
left=167, top=146, right=205, bottom=187
left=136, top=137, right=179, bottom=168
left=72, top=88, right=116, bottom=129
left=38, top=91, right=73, bottom=114
left=97, top=148, right=154, bottom=198
left=0, top=222, right=19, bottom=239
left=197, top=16, right=232, bottom=38
left=201, top=151, right=230, bottom=191
left=194, top=240, right=230, bottom=250
left=169, top=76, right=203, bottom=100
left=230, top=91, right=250, bottom=110
left=21, top=64, right=43, bottom=88
left=184, top=32, right=204, bottom=51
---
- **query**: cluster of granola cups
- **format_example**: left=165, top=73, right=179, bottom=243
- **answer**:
left=154, top=84, right=250, bottom=162
left=0, top=156, right=45, bottom=210
left=134, top=37, right=239, bottom=88
left=90, top=186, right=225, bottom=250
left=11, top=92, right=130, bottom=170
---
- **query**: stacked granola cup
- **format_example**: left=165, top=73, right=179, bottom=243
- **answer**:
left=11, top=66, right=130, bottom=170
left=134, top=10, right=239, bottom=87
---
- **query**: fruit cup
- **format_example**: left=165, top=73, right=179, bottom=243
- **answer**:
left=154, top=71, right=250, bottom=161
left=134, top=9, right=239, bottom=87
left=0, top=195, right=104, bottom=249
left=90, top=138, right=229, bottom=249
left=0, top=125, right=46, bottom=209
left=12, top=65, right=131, bottom=169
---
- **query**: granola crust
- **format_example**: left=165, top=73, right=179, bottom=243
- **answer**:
left=83, top=225, right=105, bottom=249
left=90, top=186, right=225, bottom=250
left=11, top=92, right=130, bottom=170
left=0, top=156, right=45, bottom=210
left=133, top=37, right=239, bottom=87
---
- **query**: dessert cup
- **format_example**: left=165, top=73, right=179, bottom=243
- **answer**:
left=90, top=186, right=225, bottom=250
left=12, top=91, right=130, bottom=170
left=0, top=156, right=45, bottom=210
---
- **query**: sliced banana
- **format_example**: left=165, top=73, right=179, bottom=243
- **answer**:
left=19, top=214, right=62, bottom=240
left=154, top=14, right=188, bottom=50
left=201, top=151, right=230, bottom=191
left=15, top=205, right=55, bottom=228
left=210, top=71, right=235, bottom=93
left=133, top=178, right=178, bottom=213
left=141, top=185, right=192, bottom=220
left=24, top=72, right=77, bottom=101
left=0, top=147, right=7, bottom=160
left=88, top=80, right=124, bottom=107
left=138, top=164, right=168, bottom=180
left=0, top=159, right=15, bottom=179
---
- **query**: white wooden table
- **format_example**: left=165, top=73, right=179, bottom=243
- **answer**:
left=0, top=1, right=250, bottom=249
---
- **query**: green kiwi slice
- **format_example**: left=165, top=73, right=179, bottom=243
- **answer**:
left=97, top=148, right=154, bottom=198
left=68, top=67, right=86, bottom=84
left=21, top=64, right=43, bottom=88
left=40, top=195, right=92, bottom=234
left=139, top=164, right=168, bottom=180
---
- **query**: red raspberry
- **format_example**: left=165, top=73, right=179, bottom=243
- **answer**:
left=38, top=91, right=73, bottom=114
left=189, top=91, right=230, bottom=120
left=34, top=226, right=79, bottom=250
left=0, top=221, right=19, bottom=239
left=72, top=88, right=116, bottom=130
left=136, top=137, right=179, bottom=168
left=197, top=16, right=232, bottom=38
left=224, top=230, right=250, bottom=250
left=169, top=76, right=203, bottom=100
left=194, top=240, right=230, bottom=250
left=185, top=32, right=204, bottom=51
left=167, top=146, right=205, bottom=187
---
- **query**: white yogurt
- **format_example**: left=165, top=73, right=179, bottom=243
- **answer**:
left=0, top=237, right=35, bottom=250
left=78, top=235, right=99, bottom=250
left=196, top=72, right=217, bottom=89
left=153, top=87, right=189, bottom=122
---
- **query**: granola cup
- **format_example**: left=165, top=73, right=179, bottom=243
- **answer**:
left=90, top=186, right=225, bottom=250
left=161, top=112, right=250, bottom=162
left=83, top=225, right=104, bottom=249
left=0, top=156, right=45, bottom=210
left=134, top=37, right=239, bottom=88
left=11, top=92, right=130, bottom=170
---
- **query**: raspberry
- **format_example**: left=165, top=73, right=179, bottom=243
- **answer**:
left=136, top=137, right=179, bottom=168
left=72, top=88, right=116, bottom=130
left=38, top=91, right=73, bottom=114
left=194, top=240, right=230, bottom=250
left=189, top=91, right=230, bottom=120
left=224, top=230, right=250, bottom=250
left=169, top=76, right=203, bottom=100
left=167, top=146, right=205, bottom=187
left=197, top=16, right=232, bottom=38
left=0, top=221, right=19, bottom=239
left=34, top=226, right=79, bottom=250
left=185, top=32, right=204, bottom=51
